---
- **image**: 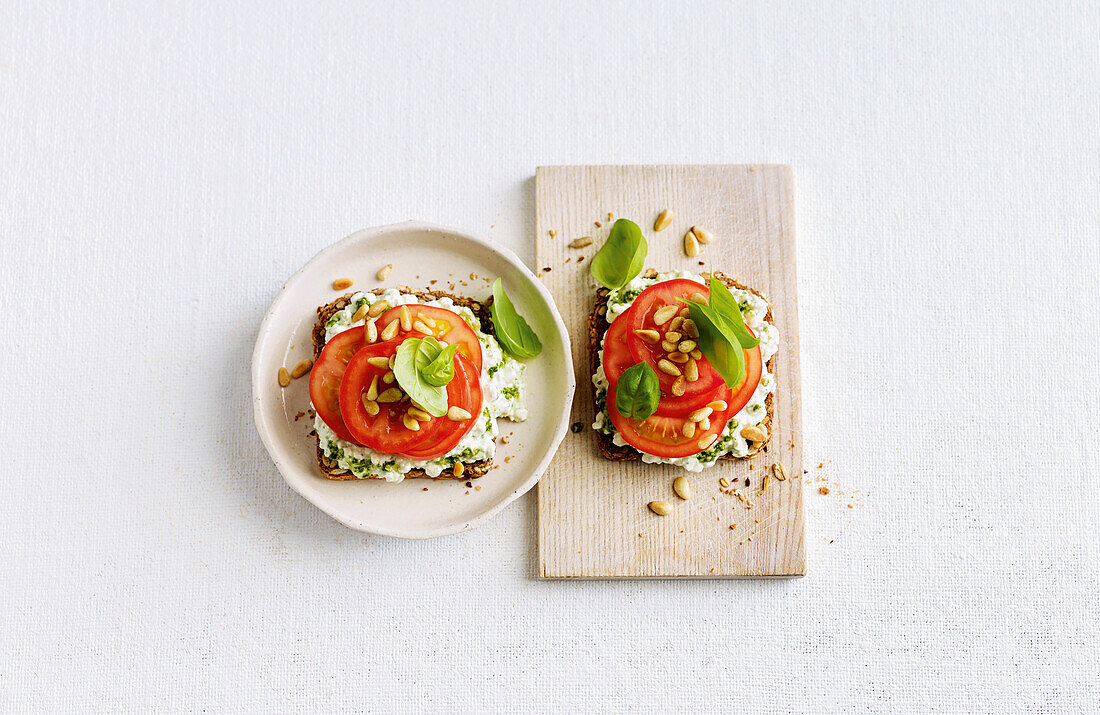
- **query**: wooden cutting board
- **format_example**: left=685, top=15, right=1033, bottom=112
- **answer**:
left=535, top=165, right=804, bottom=579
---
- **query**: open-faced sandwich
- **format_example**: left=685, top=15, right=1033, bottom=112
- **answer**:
left=308, top=279, right=541, bottom=481
left=587, top=220, right=779, bottom=472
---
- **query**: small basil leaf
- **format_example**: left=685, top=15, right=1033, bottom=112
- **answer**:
left=490, top=278, right=542, bottom=358
left=707, top=275, right=759, bottom=349
left=614, top=362, right=660, bottom=420
left=589, top=218, right=647, bottom=290
left=393, top=337, right=448, bottom=416
left=422, top=342, right=458, bottom=387
left=683, top=300, right=746, bottom=389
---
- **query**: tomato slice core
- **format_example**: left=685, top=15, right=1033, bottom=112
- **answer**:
left=376, top=304, right=483, bottom=373
left=308, top=326, right=367, bottom=445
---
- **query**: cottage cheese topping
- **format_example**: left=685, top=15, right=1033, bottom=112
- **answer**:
left=591, top=271, right=779, bottom=472
left=315, top=290, right=527, bottom=480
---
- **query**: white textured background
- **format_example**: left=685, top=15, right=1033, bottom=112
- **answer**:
left=2, top=1, right=1098, bottom=712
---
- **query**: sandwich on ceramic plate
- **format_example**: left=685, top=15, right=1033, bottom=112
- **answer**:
left=587, top=219, right=779, bottom=473
left=308, top=278, right=541, bottom=482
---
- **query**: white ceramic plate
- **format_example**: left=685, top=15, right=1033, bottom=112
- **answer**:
left=252, top=222, right=574, bottom=538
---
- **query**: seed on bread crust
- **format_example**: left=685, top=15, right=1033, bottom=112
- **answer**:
left=277, top=367, right=291, bottom=387
left=290, top=359, right=313, bottom=379
left=367, top=300, right=390, bottom=318
left=653, top=209, right=673, bottom=232
left=333, top=278, right=354, bottom=290
left=377, top=264, right=393, bottom=281
left=453, top=461, right=465, bottom=477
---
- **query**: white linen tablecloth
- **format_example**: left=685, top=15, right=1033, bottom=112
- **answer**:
left=1, top=1, right=1097, bottom=711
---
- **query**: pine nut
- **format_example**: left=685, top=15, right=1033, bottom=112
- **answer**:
left=412, top=319, right=432, bottom=334
left=669, top=316, right=684, bottom=331
left=682, top=319, right=698, bottom=338
left=388, top=355, right=396, bottom=369
left=448, top=406, right=472, bottom=421
left=366, top=320, right=378, bottom=342
left=690, top=292, right=707, bottom=304
left=352, top=305, right=369, bottom=323
left=569, top=236, right=593, bottom=248
left=673, top=476, right=691, bottom=500
left=653, top=209, right=673, bottom=232
left=661, top=340, right=677, bottom=352
left=398, top=305, right=412, bottom=331
left=377, top=264, right=393, bottom=281
left=698, top=434, right=718, bottom=450
left=290, top=359, right=313, bottom=379
left=706, top=400, right=728, bottom=412
left=402, top=415, right=421, bottom=431
left=699, top=416, right=711, bottom=431
left=367, top=356, right=390, bottom=368
left=366, top=375, right=378, bottom=400
left=772, top=463, right=788, bottom=481
left=667, top=352, right=688, bottom=363
left=380, top=320, right=399, bottom=340
left=453, top=461, right=465, bottom=477
left=382, top=371, right=395, bottom=384
left=653, top=305, right=678, bottom=325
left=633, top=329, right=660, bottom=344
left=719, top=477, right=731, bottom=489
left=685, top=359, right=699, bottom=382
left=648, top=501, right=672, bottom=516
left=691, top=226, right=712, bottom=244
left=420, top=315, right=436, bottom=328
left=689, top=407, right=713, bottom=422
left=665, top=331, right=681, bottom=342
left=678, top=307, right=690, bottom=317
left=678, top=340, right=697, bottom=353
left=683, top=231, right=700, bottom=257
left=377, top=388, right=402, bottom=403
left=277, top=367, right=291, bottom=387
left=691, top=349, right=702, bottom=360
left=740, top=425, right=767, bottom=442
left=361, top=396, right=379, bottom=415
left=671, top=376, right=687, bottom=396
left=333, top=278, right=354, bottom=290
left=657, top=359, right=681, bottom=376
left=367, top=300, right=390, bottom=318
left=681, top=421, right=696, bottom=438
left=408, top=407, right=432, bottom=421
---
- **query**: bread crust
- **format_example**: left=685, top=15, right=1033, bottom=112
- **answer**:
left=589, top=270, right=776, bottom=463
left=312, top=287, right=495, bottom=481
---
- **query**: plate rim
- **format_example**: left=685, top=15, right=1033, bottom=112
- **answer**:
left=251, top=220, right=575, bottom=538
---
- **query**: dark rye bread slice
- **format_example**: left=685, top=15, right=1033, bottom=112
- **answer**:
left=312, top=288, right=494, bottom=481
left=589, top=270, right=776, bottom=463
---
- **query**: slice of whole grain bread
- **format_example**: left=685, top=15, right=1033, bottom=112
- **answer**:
left=589, top=270, right=775, bottom=463
left=312, top=287, right=495, bottom=481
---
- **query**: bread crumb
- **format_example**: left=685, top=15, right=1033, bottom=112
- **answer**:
left=818, top=486, right=830, bottom=495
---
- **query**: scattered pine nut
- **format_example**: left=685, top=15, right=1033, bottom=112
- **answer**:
left=569, top=237, right=593, bottom=248
left=648, top=501, right=672, bottom=516
left=290, top=359, right=313, bottom=379
left=683, top=231, right=700, bottom=257
left=377, top=264, right=393, bottom=281
left=690, top=226, right=711, bottom=244
left=277, top=367, right=291, bottom=387
left=719, top=477, right=731, bottom=489
left=772, top=463, right=788, bottom=481
left=673, top=476, right=691, bottom=500
left=762, top=472, right=771, bottom=492
left=333, top=278, right=354, bottom=290
left=367, top=300, right=390, bottom=318
left=654, top=209, right=673, bottom=232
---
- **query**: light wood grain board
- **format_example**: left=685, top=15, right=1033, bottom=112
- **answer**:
left=535, top=165, right=804, bottom=579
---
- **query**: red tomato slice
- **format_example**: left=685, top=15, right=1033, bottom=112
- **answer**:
left=377, top=304, right=483, bottom=373
left=729, top=340, right=763, bottom=417
left=600, top=311, right=637, bottom=383
left=308, top=326, right=367, bottom=445
left=623, top=279, right=722, bottom=397
left=338, top=340, right=436, bottom=454
left=606, top=377, right=735, bottom=458
left=399, top=353, right=483, bottom=460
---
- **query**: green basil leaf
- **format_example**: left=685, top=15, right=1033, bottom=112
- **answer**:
left=490, top=278, right=542, bottom=358
left=393, top=337, right=449, bottom=416
left=589, top=218, right=647, bottom=290
left=422, top=342, right=458, bottom=386
left=614, top=361, right=660, bottom=420
left=683, top=300, right=746, bottom=389
left=706, top=275, right=759, bottom=349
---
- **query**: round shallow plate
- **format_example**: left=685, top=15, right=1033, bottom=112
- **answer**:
left=252, top=221, right=574, bottom=538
